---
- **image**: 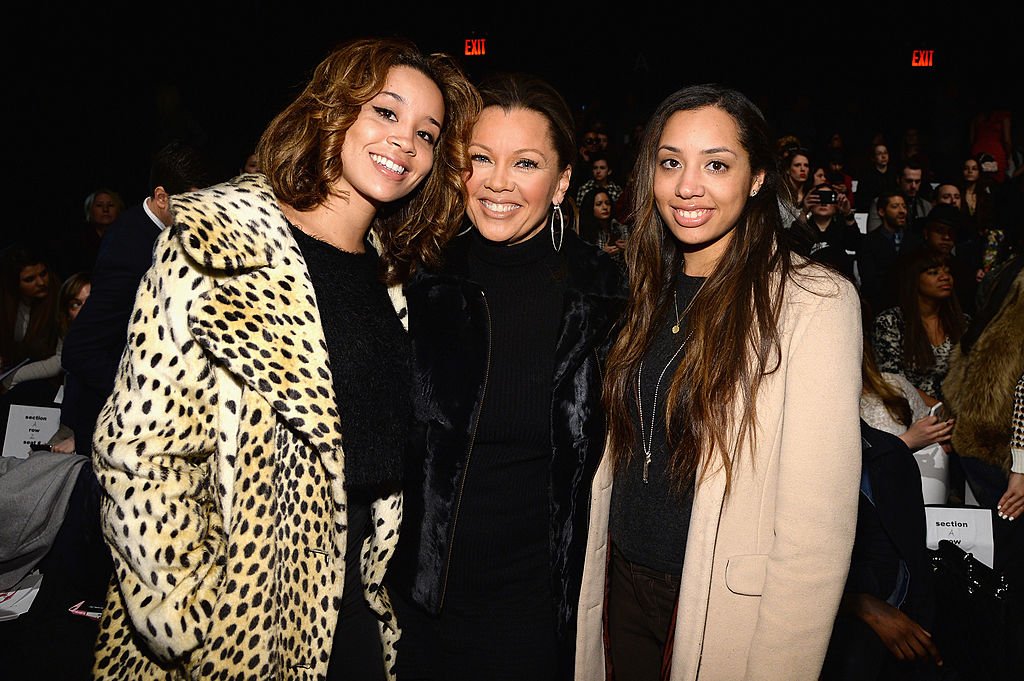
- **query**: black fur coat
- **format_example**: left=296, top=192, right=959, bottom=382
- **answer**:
left=389, top=229, right=626, bottom=667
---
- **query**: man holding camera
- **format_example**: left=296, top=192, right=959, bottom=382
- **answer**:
left=793, top=177, right=863, bottom=283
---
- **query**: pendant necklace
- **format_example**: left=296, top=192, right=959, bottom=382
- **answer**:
left=671, top=289, right=682, bottom=334
left=636, top=277, right=705, bottom=483
left=636, top=334, right=689, bottom=483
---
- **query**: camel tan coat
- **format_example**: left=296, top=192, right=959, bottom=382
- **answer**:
left=575, top=266, right=863, bottom=681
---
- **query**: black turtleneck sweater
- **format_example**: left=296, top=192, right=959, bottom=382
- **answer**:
left=291, top=226, right=412, bottom=679
left=291, top=227, right=411, bottom=491
left=440, top=229, right=567, bottom=677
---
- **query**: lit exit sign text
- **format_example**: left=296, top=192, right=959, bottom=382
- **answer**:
left=465, top=39, right=486, bottom=56
left=911, top=50, right=935, bottom=67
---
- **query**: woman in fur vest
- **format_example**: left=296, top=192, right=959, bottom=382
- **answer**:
left=943, top=252, right=1023, bottom=572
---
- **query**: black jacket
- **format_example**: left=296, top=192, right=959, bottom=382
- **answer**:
left=60, top=204, right=162, bottom=455
left=848, top=419, right=936, bottom=628
left=389, top=229, right=626, bottom=667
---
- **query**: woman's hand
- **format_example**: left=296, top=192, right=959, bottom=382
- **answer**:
left=998, top=472, right=1024, bottom=521
left=853, top=593, right=943, bottom=665
left=899, top=415, right=954, bottom=451
left=836, top=191, right=855, bottom=221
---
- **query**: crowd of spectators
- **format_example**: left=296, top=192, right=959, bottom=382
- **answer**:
left=1, top=76, right=1021, bottom=681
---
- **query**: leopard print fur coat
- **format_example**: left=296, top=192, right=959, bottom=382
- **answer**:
left=91, top=174, right=404, bottom=680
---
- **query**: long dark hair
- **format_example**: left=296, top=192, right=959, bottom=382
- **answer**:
left=603, top=84, right=799, bottom=494
left=896, top=249, right=966, bottom=370
left=778, top=145, right=810, bottom=207
left=860, top=300, right=912, bottom=427
left=577, top=187, right=614, bottom=244
left=1, top=246, right=62, bottom=364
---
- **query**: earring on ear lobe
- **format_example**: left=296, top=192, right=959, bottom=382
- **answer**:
left=550, top=203, right=564, bottom=252
left=750, top=189, right=758, bottom=197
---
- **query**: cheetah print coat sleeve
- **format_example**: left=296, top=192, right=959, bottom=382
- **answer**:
left=92, top=223, right=229, bottom=671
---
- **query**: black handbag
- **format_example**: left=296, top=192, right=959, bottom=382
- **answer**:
left=929, top=539, right=1019, bottom=680
left=929, top=538, right=1011, bottom=600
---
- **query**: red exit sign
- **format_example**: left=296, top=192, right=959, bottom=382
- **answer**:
left=911, top=50, right=935, bottom=67
left=465, top=38, right=486, bottom=56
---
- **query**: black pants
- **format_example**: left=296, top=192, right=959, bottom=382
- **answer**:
left=955, top=454, right=1024, bottom=574
left=390, top=578, right=560, bottom=681
left=606, top=543, right=680, bottom=681
left=326, top=492, right=385, bottom=681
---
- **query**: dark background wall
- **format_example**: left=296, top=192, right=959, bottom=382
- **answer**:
left=10, top=2, right=1017, bottom=237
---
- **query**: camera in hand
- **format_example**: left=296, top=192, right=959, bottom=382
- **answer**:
left=814, top=187, right=837, bottom=204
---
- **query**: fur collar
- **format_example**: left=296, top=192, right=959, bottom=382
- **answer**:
left=944, top=268, right=1024, bottom=468
left=171, top=173, right=389, bottom=273
left=169, top=174, right=404, bottom=460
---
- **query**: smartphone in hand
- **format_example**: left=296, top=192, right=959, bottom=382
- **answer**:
left=928, top=402, right=948, bottom=420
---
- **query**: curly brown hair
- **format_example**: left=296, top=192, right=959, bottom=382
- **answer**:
left=256, top=36, right=481, bottom=284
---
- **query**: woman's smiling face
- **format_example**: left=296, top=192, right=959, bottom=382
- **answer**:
left=654, top=106, right=763, bottom=274
left=464, top=105, right=570, bottom=245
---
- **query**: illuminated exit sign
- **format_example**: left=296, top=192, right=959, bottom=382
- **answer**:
left=465, top=38, right=486, bottom=56
left=911, top=49, right=935, bottom=67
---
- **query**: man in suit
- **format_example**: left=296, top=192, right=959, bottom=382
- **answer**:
left=58, top=141, right=211, bottom=457
left=4, top=140, right=211, bottom=681
left=858, top=190, right=922, bottom=316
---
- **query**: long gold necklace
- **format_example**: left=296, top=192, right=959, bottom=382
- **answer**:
left=671, top=289, right=684, bottom=334
left=636, top=277, right=705, bottom=483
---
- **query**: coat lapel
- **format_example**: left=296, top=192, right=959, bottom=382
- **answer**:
left=172, top=174, right=406, bottom=467
left=188, top=263, right=344, bottom=456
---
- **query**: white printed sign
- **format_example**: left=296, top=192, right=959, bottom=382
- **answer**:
left=2, top=404, right=61, bottom=459
left=0, top=571, right=43, bottom=621
left=925, top=505, right=995, bottom=568
left=853, top=212, right=869, bottom=234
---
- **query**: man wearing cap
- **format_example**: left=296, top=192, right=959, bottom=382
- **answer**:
left=916, top=204, right=982, bottom=315
left=919, top=204, right=960, bottom=257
